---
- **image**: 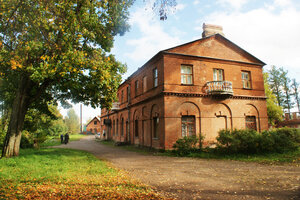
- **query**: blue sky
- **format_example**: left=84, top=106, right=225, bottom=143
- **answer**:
left=62, top=0, right=300, bottom=123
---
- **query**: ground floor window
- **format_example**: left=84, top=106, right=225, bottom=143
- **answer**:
left=121, top=118, right=124, bottom=136
left=153, top=117, right=159, bottom=138
left=245, top=116, right=257, bottom=130
left=135, top=119, right=139, bottom=137
left=182, top=116, right=195, bottom=137
left=116, top=119, right=119, bottom=136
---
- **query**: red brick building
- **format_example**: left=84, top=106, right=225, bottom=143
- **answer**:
left=100, top=24, right=268, bottom=149
left=85, top=117, right=101, bottom=134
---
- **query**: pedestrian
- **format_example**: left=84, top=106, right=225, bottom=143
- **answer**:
left=60, top=134, right=64, bottom=144
left=64, top=132, right=69, bottom=144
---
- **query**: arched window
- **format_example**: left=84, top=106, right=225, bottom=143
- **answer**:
left=121, top=118, right=124, bottom=136
left=116, top=119, right=119, bottom=136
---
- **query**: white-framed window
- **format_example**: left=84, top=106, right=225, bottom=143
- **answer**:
left=181, top=116, right=195, bottom=137
left=213, top=69, right=224, bottom=81
left=242, top=71, right=251, bottom=89
left=181, top=65, right=193, bottom=84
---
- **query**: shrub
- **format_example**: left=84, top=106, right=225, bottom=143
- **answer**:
left=259, top=128, right=300, bottom=153
left=216, top=128, right=300, bottom=154
left=20, top=131, right=34, bottom=149
left=173, top=135, right=199, bottom=156
left=216, top=129, right=260, bottom=154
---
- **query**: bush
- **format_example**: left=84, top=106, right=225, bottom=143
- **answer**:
left=216, top=128, right=300, bottom=154
left=216, top=129, right=260, bottom=154
left=173, top=135, right=200, bottom=156
left=259, top=128, right=300, bottom=153
left=20, top=131, right=34, bottom=149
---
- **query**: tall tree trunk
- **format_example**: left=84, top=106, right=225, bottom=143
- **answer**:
left=1, top=76, right=31, bottom=158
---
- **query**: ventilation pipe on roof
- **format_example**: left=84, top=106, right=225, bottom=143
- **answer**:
left=202, top=23, right=224, bottom=38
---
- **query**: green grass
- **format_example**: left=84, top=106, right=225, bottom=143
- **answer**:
left=41, top=134, right=86, bottom=147
left=0, top=148, right=163, bottom=199
left=100, top=140, right=300, bottom=164
left=185, top=148, right=300, bottom=164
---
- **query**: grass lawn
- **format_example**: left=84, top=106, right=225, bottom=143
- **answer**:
left=41, top=134, right=87, bottom=147
left=100, top=140, right=300, bottom=164
left=0, top=148, right=163, bottom=199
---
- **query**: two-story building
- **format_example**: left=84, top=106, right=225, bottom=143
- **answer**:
left=100, top=24, right=268, bottom=149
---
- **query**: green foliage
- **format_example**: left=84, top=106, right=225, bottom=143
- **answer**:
left=216, top=129, right=260, bottom=154
left=21, top=104, right=67, bottom=148
left=216, top=128, right=300, bottom=154
left=263, top=72, right=283, bottom=125
left=20, top=131, right=34, bottom=149
left=172, top=135, right=203, bottom=156
left=0, top=0, right=133, bottom=157
left=64, top=108, right=80, bottom=134
left=0, top=0, right=133, bottom=109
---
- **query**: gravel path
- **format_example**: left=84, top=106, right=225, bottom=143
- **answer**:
left=54, top=135, right=300, bottom=200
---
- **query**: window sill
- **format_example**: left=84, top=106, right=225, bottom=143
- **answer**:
left=181, top=84, right=194, bottom=86
left=242, top=87, right=252, bottom=90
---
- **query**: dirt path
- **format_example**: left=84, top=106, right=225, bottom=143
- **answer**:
left=54, top=136, right=300, bottom=200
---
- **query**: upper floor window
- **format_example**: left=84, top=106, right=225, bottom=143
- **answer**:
left=242, top=71, right=251, bottom=89
left=213, top=69, right=224, bottom=81
left=126, top=86, right=130, bottom=102
left=181, top=65, right=193, bottom=85
left=181, top=116, right=195, bottom=137
left=153, top=68, right=158, bottom=87
left=121, top=90, right=124, bottom=103
left=135, top=80, right=139, bottom=97
left=94, top=120, right=97, bottom=125
left=143, top=76, right=147, bottom=93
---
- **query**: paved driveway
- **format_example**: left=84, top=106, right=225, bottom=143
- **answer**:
left=55, top=136, right=300, bottom=200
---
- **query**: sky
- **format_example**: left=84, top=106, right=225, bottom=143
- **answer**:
left=61, top=0, right=300, bottom=123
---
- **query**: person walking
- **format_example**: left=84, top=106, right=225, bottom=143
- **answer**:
left=64, top=133, right=69, bottom=144
left=60, top=134, right=64, bottom=144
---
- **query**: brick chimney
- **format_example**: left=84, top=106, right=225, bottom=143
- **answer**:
left=202, top=23, right=224, bottom=38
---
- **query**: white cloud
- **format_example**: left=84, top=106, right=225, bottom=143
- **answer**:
left=125, top=8, right=182, bottom=63
left=217, top=0, right=249, bottom=10
left=274, top=0, right=292, bottom=7
left=193, top=0, right=200, bottom=5
left=175, top=3, right=186, bottom=11
left=200, top=1, right=300, bottom=79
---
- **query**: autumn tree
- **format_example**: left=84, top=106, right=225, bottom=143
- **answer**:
left=0, top=0, right=133, bottom=157
left=65, top=108, right=80, bottom=134
left=263, top=73, right=283, bottom=125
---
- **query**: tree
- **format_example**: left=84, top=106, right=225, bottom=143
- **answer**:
left=281, top=68, right=294, bottom=115
left=0, top=0, right=133, bottom=157
left=23, top=104, right=64, bottom=147
left=263, top=73, right=283, bottom=126
left=291, top=79, right=300, bottom=113
left=268, top=66, right=284, bottom=107
left=65, top=108, right=80, bottom=134
left=147, top=0, right=177, bottom=20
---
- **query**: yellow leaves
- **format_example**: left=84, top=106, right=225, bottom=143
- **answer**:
left=10, top=59, right=22, bottom=70
left=0, top=41, right=2, bottom=48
